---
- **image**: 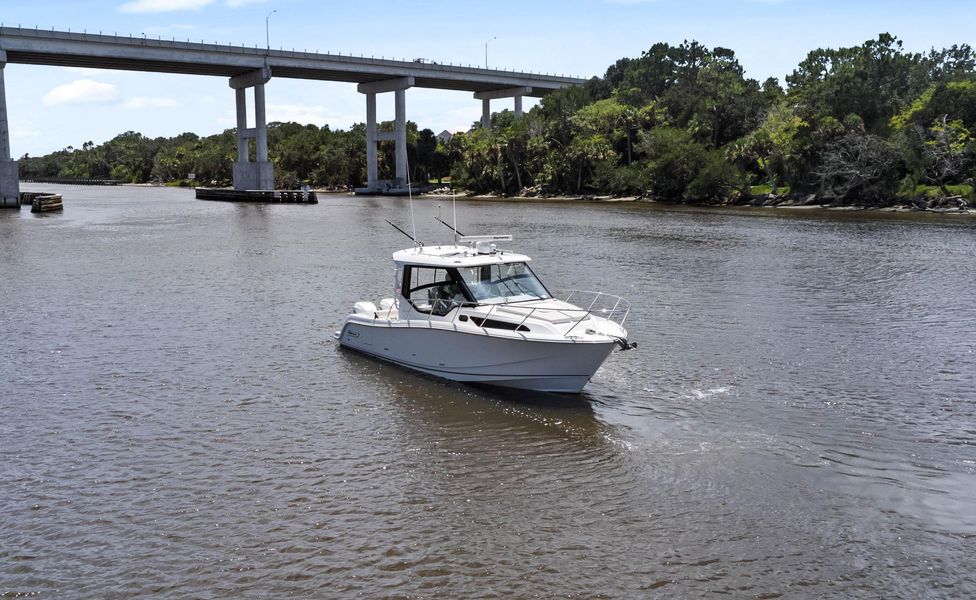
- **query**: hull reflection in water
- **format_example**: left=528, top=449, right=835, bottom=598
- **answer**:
left=4, top=185, right=976, bottom=597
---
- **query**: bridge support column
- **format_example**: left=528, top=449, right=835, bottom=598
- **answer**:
left=0, top=50, right=20, bottom=209
left=395, top=88, right=407, bottom=184
left=356, top=77, right=414, bottom=194
left=365, top=93, right=378, bottom=188
left=481, top=99, right=491, bottom=129
left=474, top=86, right=533, bottom=131
left=229, top=67, right=273, bottom=191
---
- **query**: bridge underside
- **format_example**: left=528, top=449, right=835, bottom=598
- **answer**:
left=7, top=50, right=556, bottom=97
left=0, top=27, right=583, bottom=196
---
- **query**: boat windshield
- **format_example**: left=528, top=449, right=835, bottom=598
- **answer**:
left=456, top=262, right=551, bottom=303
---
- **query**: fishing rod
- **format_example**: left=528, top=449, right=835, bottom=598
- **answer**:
left=386, top=219, right=423, bottom=246
left=434, top=216, right=466, bottom=237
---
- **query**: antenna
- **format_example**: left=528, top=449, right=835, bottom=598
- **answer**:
left=406, top=159, right=417, bottom=246
left=452, top=187, right=458, bottom=244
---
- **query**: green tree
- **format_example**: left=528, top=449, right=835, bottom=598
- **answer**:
left=638, top=127, right=745, bottom=203
left=571, top=97, right=653, bottom=166
left=538, top=84, right=594, bottom=153
left=100, top=131, right=158, bottom=182
left=730, top=103, right=810, bottom=190
left=892, top=80, right=976, bottom=131
left=451, top=128, right=501, bottom=193
left=787, top=33, right=925, bottom=134
left=270, top=122, right=324, bottom=185
left=917, top=117, right=974, bottom=193
left=921, top=44, right=976, bottom=83
left=686, top=52, right=766, bottom=147
left=414, top=128, right=438, bottom=183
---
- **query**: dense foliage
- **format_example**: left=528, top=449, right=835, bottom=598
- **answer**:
left=20, top=34, right=976, bottom=206
left=19, top=121, right=446, bottom=190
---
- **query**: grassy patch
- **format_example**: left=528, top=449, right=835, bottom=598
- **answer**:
left=750, top=184, right=790, bottom=196
left=913, top=184, right=974, bottom=199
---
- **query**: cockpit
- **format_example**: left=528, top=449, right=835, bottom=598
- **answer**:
left=402, top=261, right=552, bottom=316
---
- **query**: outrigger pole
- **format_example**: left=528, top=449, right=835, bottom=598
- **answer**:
left=385, top=220, right=423, bottom=246
left=434, top=216, right=466, bottom=237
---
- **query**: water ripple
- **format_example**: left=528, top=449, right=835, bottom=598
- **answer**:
left=1, top=188, right=975, bottom=597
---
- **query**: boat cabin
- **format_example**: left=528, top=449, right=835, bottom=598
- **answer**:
left=393, top=237, right=552, bottom=320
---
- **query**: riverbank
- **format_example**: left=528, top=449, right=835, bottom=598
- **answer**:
left=425, top=191, right=640, bottom=204
left=727, top=194, right=975, bottom=214
left=423, top=190, right=976, bottom=214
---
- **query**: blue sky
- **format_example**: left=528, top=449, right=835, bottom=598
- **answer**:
left=3, top=0, right=976, bottom=157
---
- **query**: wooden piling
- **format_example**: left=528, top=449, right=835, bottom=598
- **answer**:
left=27, top=193, right=64, bottom=213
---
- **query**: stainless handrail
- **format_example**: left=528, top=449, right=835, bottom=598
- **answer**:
left=416, top=291, right=631, bottom=339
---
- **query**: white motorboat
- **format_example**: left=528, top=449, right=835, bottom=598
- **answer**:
left=336, top=234, right=634, bottom=393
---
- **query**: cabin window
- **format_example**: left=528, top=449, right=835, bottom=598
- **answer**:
left=404, top=266, right=466, bottom=316
left=455, top=262, right=551, bottom=303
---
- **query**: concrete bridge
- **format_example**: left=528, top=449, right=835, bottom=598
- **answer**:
left=0, top=26, right=585, bottom=205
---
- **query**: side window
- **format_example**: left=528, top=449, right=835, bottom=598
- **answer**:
left=404, top=267, right=463, bottom=315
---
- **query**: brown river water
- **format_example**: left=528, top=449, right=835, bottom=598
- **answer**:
left=1, top=184, right=975, bottom=598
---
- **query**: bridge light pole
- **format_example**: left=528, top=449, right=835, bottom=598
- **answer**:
left=265, top=10, right=277, bottom=50
left=484, top=36, right=496, bottom=69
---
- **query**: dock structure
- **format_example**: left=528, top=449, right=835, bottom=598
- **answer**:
left=19, top=177, right=121, bottom=186
left=195, top=187, right=317, bottom=204
left=0, top=27, right=585, bottom=199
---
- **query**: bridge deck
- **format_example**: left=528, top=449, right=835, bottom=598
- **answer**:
left=0, top=27, right=585, bottom=96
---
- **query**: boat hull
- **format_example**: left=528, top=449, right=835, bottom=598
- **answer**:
left=337, top=320, right=617, bottom=394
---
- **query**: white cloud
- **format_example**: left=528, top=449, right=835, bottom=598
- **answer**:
left=118, top=0, right=214, bottom=14
left=123, top=96, right=181, bottom=109
left=223, top=0, right=270, bottom=6
left=43, top=80, right=119, bottom=106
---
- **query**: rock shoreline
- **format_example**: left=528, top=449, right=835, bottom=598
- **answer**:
left=727, top=192, right=974, bottom=214
left=422, top=190, right=976, bottom=214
